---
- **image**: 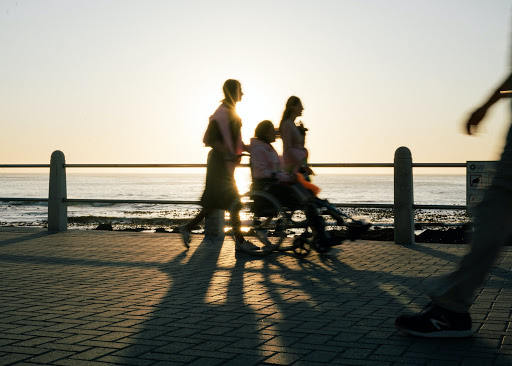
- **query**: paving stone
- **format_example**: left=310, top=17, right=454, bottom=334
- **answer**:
left=0, top=346, right=47, bottom=356
left=341, top=348, right=374, bottom=359
left=96, top=355, right=155, bottom=365
left=300, top=350, right=339, bottom=362
left=0, top=353, right=32, bottom=365
left=263, top=352, right=302, bottom=365
left=1, top=228, right=512, bottom=366
left=27, top=350, right=74, bottom=364
left=70, top=347, right=117, bottom=361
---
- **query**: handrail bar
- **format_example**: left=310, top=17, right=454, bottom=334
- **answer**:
left=414, top=204, right=466, bottom=210
left=64, top=164, right=208, bottom=168
left=63, top=162, right=466, bottom=168
left=333, top=203, right=466, bottom=210
left=64, top=199, right=396, bottom=207
left=1, top=162, right=467, bottom=169
left=0, top=164, right=50, bottom=168
left=412, top=163, right=466, bottom=168
left=64, top=198, right=199, bottom=205
left=0, top=198, right=48, bottom=202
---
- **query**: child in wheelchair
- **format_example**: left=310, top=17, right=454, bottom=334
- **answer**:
left=249, top=120, right=369, bottom=253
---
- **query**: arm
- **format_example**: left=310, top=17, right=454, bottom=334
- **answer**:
left=466, top=71, right=512, bottom=135
left=203, top=120, right=229, bottom=154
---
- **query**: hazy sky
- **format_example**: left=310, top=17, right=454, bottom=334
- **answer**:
left=1, top=0, right=511, bottom=171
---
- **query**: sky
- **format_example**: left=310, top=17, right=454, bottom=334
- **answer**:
left=1, top=0, right=511, bottom=174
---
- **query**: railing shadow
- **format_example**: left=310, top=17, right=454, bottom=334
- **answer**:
left=0, top=229, right=50, bottom=247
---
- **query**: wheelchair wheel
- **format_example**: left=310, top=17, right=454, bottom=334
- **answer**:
left=231, top=190, right=288, bottom=253
left=292, top=235, right=311, bottom=257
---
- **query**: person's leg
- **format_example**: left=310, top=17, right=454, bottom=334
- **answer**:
left=180, top=208, right=210, bottom=248
left=304, top=202, right=332, bottom=252
left=314, top=198, right=345, bottom=226
left=426, top=187, right=512, bottom=312
left=230, top=196, right=260, bottom=251
left=396, top=122, right=512, bottom=337
left=426, top=121, right=512, bottom=313
left=287, top=184, right=331, bottom=251
left=183, top=208, right=210, bottom=231
left=230, top=199, right=244, bottom=243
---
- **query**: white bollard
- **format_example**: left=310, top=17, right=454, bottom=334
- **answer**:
left=394, top=146, right=414, bottom=244
left=48, top=150, right=67, bottom=232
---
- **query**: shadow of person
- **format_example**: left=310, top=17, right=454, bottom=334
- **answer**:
left=110, top=235, right=276, bottom=364
left=51, top=233, right=509, bottom=365
left=245, top=246, right=512, bottom=365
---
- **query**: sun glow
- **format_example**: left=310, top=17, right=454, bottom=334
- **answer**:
left=235, top=167, right=252, bottom=194
left=236, top=90, right=282, bottom=144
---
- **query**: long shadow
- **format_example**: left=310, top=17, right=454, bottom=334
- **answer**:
left=114, top=235, right=254, bottom=364
left=1, top=231, right=511, bottom=365
left=401, top=242, right=464, bottom=263
left=0, top=230, right=50, bottom=247
left=251, top=246, right=512, bottom=365
left=399, top=242, right=512, bottom=286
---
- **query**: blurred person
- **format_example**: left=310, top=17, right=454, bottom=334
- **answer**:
left=179, top=79, right=259, bottom=252
left=395, top=71, right=512, bottom=338
left=279, top=96, right=314, bottom=177
left=249, top=120, right=333, bottom=252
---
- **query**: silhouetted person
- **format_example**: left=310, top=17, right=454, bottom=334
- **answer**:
left=249, top=120, right=334, bottom=251
left=395, top=70, right=512, bottom=338
left=180, top=79, right=259, bottom=252
left=279, top=96, right=314, bottom=176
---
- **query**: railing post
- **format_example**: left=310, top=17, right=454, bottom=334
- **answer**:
left=48, top=150, right=67, bottom=232
left=394, top=146, right=414, bottom=244
left=204, top=209, right=225, bottom=238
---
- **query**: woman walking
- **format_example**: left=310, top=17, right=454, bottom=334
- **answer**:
left=179, top=79, right=258, bottom=252
left=279, top=96, right=314, bottom=176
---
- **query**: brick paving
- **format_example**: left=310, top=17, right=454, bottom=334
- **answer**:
left=0, top=227, right=511, bottom=365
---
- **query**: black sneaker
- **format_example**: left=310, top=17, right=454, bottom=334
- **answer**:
left=395, top=305, right=472, bottom=338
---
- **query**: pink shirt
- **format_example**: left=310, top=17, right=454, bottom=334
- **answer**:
left=249, top=138, right=294, bottom=183
left=280, top=119, right=308, bottom=173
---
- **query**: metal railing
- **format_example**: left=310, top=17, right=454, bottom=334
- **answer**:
left=1, top=148, right=468, bottom=244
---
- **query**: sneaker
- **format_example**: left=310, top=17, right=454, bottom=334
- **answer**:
left=179, top=225, right=191, bottom=249
left=235, top=239, right=260, bottom=252
left=395, top=304, right=472, bottom=338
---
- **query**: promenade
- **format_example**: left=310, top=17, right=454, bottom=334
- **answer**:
left=0, top=227, right=511, bottom=366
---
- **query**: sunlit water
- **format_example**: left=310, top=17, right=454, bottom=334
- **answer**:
left=0, top=170, right=467, bottom=228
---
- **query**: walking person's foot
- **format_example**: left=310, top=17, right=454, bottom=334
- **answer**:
left=395, top=304, right=472, bottom=338
left=179, top=225, right=191, bottom=249
left=235, top=239, right=260, bottom=253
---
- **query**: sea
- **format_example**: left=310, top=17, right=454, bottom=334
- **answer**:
left=0, top=171, right=468, bottom=229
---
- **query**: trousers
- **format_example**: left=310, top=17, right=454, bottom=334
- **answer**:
left=426, top=111, right=512, bottom=312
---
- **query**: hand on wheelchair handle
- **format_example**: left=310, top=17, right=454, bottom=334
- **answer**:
left=304, top=166, right=315, bottom=176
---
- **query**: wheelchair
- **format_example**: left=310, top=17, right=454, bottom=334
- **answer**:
left=229, top=183, right=370, bottom=257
